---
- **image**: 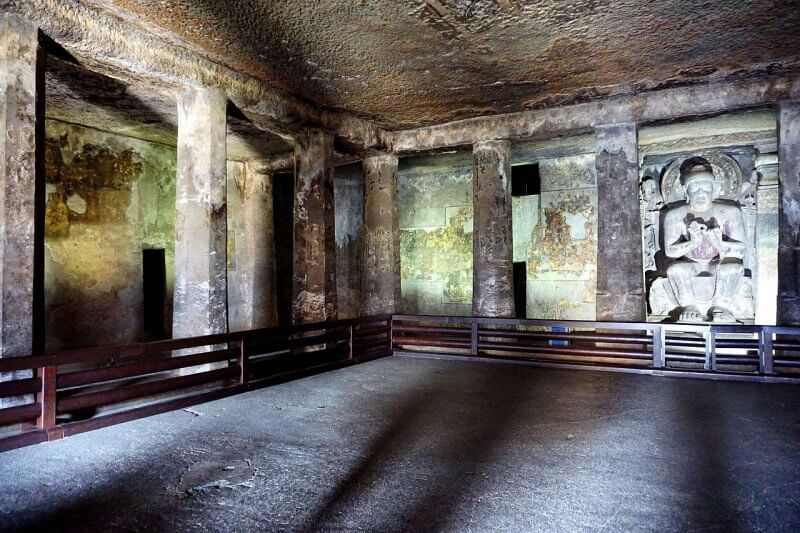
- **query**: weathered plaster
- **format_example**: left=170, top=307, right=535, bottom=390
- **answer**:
left=472, top=140, right=512, bottom=317
left=172, top=87, right=227, bottom=338
left=44, top=121, right=176, bottom=350
left=0, top=14, right=39, bottom=406
left=520, top=154, right=598, bottom=321
left=595, top=123, right=645, bottom=321
left=778, top=102, right=800, bottom=325
left=362, top=154, right=400, bottom=316
left=398, top=151, right=473, bottom=316
left=334, top=163, right=363, bottom=320
left=292, top=129, right=337, bottom=323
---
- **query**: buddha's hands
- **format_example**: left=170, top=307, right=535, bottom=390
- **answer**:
left=687, top=221, right=706, bottom=249
left=707, top=226, right=727, bottom=257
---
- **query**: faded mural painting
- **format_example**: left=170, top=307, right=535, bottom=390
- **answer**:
left=398, top=153, right=473, bottom=316
left=44, top=120, right=177, bottom=351
left=398, top=151, right=597, bottom=320
left=515, top=154, right=598, bottom=320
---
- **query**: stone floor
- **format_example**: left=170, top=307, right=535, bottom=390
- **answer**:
left=2, top=355, right=800, bottom=532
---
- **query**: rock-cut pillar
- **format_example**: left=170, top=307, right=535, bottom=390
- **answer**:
left=172, top=88, right=228, bottom=339
left=242, top=160, right=277, bottom=329
left=778, top=102, right=800, bottom=325
left=361, top=154, right=400, bottom=316
left=594, top=123, right=646, bottom=321
left=472, top=140, right=513, bottom=317
left=292, top=129, right=337, bottom=324
left=0, top=15, right=43, bottom=406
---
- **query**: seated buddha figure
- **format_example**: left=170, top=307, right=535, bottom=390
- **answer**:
left=662, top=163, right=746, bottom=322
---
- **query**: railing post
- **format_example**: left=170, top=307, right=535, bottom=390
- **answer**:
left=236, top=340, right=248, bottom=385
left=652, top=325, right=665, bottom=368
left=389, top=317, right=394, bottom=353
left=36, top=366, right=56, bottom=429
left=471, top=321, right=479, bottom=356
left=704, top=327, right=716, bottom=371
left=348, top=324, right=354, bottom=360
left=760, top=327, right=774, bottom=375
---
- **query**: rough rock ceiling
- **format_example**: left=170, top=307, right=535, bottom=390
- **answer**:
left=83, top=0, right=800, bottom=129
left=46, top=57, right=291, bottom=160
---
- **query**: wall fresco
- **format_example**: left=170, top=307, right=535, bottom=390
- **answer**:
left=398, top=153, right=473, bottom=316
left=44, top=120, right=177, bottom=350
left=512, top=153, right=598, bottom=320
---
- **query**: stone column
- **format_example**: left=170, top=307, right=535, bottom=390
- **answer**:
left=361, top=154, right=400, bottom=316
left=172, top=87, right=228, bottom=339
left=472, top=140, right=513, bottom=317
left=292, top=129, right=337, bottom=324
left=594, top=123, right=646, bottom=321
left=243, top=160, right=277, bottom=329
left=0, top=15, right=42, bottom=406
left=778, top=102, right=800, bottom=325
left=755, top=153, right=779, bottom=326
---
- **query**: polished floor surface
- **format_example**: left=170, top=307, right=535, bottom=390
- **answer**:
left=2, top=355, right=800, bottom=531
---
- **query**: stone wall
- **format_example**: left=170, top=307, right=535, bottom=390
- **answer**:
left=44, top=120, right=176, bottom=351
left=398, top=152, right=473, bottom=316
left=513, top=154, right=599, bottom=320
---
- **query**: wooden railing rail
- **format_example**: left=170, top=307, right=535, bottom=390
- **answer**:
left=4, top=313, right=799, bottom=453
left=391, top=315, right=800, bottom=383
left=0, top=315, right=391, bottom=452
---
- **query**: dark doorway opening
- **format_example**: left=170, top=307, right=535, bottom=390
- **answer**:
left=143, top=248, right=167, bottom=340
left=273, top=171, right=294, bottom=327
left=513, top=262, right=527, bottom=318
left=511, top=163, right=540, bottom=197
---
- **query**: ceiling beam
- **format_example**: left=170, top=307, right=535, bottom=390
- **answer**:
left=387, top=74, right=800, bottom=153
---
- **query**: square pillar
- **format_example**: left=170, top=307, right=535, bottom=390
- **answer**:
left=778, top=102, right=800, bottom=325
left=0, top=15, right=42, bottom=405
left=472, top=140, right=513, bottom=317
left=595, top=123, right=646, bottom=321
left=292, top=129, right=337, bottom=324
left=172, top=87, right=228, bottom=338
left=362, top=154, right=400, bottom=316
left=242, top=160, right=277, bottom=329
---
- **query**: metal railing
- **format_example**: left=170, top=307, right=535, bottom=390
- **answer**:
left=391, top=315, right=800, bottom=380
left=0, top=315, right=391, bottom=452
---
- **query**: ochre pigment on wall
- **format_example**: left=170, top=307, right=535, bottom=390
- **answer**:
left=44, top=120, right=177, bottom=351
left=513, top=153, right=598, bottom=320
left=398, top=152, right=473, bottom=316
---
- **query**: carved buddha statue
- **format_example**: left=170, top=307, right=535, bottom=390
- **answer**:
left=660, top=163, right=747, bottom=322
